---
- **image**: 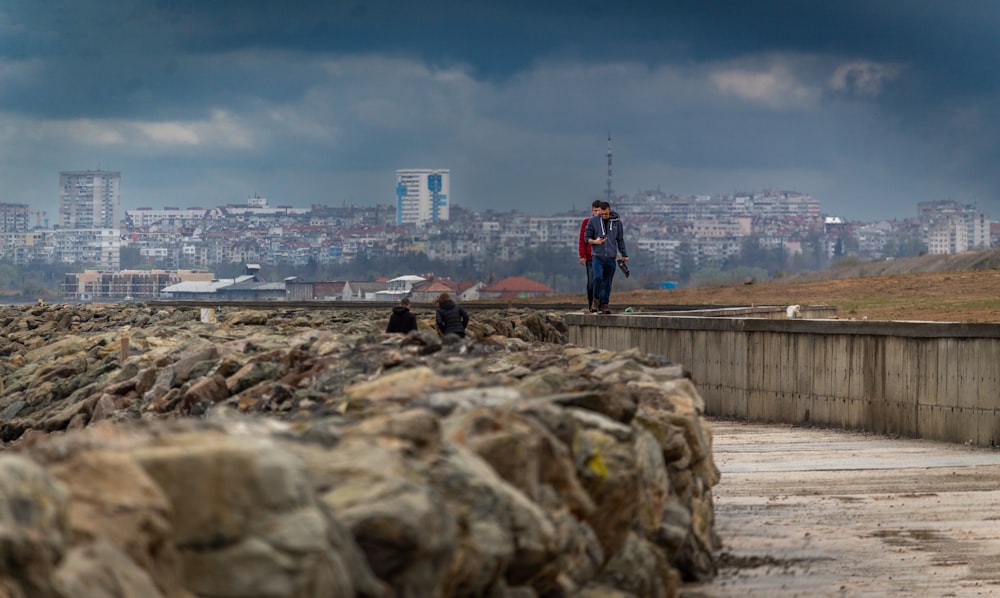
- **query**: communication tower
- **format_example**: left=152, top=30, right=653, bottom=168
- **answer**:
left=605, top=133, right=613, bottom=203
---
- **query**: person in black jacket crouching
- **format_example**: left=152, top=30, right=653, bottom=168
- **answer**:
left=434, top=293, right=469, bottom=337
left=386, top=297, right=418, bottom=334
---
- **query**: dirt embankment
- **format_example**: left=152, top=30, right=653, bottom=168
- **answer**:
left=546, top=247, right=1000, bottom=322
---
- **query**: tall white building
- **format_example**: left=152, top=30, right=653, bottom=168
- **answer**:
left=395, top=169, right=449, bottom=225
left=59, top=170, right=121, bottom=229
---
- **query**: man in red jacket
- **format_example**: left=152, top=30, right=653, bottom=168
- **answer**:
left=579, top=200, right=603, bottom=312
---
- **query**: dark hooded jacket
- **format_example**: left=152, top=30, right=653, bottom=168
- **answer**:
left=386, top=305, right=418, bottom=333
left=435, top=299, right=469, bottom=337
left=584, top=210, right=628, bottom=261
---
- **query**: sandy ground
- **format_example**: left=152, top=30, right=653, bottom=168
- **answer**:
left=680, top=419, right=1000, bottom=598
left=534, top=268, right=1000, bottom=322
left=615, top=269, right=1000, bottom=322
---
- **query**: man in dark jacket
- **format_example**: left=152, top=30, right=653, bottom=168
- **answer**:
left=584, top=201, right=629, bottom=314
left=435, top=293, right=469, bottom=337
left=386, top=297, right=418, bottom=333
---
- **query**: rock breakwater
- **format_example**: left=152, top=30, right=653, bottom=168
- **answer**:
left=0, top=303, right=719, bottom=597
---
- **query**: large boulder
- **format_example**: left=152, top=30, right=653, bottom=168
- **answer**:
left=0, top=455, right=70, bottom=597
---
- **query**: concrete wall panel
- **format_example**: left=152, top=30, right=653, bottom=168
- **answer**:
left=953, top=338, right=975, bottom=411
left=976, top=407, right=1000, bottom=447
left=917, top=341, right=939, bottom=408
left=567, top=313, right=1000, bottom=446
left=975, top=341, right=995, bottom=411
left=941, top=339, right=959, bottom=411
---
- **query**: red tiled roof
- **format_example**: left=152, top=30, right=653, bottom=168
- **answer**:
left=455, top=279, right=481, bottom=293
left=412, top=279, right=458, bottom=292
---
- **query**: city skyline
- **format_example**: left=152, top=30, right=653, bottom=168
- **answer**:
left=2, top=1, right=1000, bottom=220
left=0, top=166, right=988, bottom=228
left=0, top=174, right=979, bottom=226
left=0, top=189, right=989, bottom=291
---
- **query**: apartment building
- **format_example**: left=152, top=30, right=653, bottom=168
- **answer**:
left=53, top=228, right=122, bottom=270
left=636, top=238, right=683, bottom=272
left=64, top=269, right=218, bottom=301
left=525, top=216, right=581, bottom=249
left=125, top=206, right=208, bottom=229
left=59, top=170, right=121, bottom=229
left=691, top=217, right=751, bottom=238
left=918, top=200, right=990, bottom=254
left=751, top=190, right=821, bottom=218
left=926, top=218, right=970, bottom=255
left=0, top=202, right=33, bottom=233
left=396, top=169, right=450, bottom=225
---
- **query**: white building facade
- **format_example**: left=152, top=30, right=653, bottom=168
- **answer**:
left=396, top=169, right=450, bottom=225
left=125, top=207, right=208, bottom=228
left=53, top=228, right=122, bottom=270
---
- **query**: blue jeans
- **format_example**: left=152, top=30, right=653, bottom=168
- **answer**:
left=585, top=260, right=594, bottom=306
left=592, top=258, right=617, bottom=306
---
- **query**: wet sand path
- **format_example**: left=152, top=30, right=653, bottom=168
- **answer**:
left=681, top=419, right=1000, bottom=597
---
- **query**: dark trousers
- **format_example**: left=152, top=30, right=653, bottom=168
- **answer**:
left=593, top=258, right=617, bottom=306
left=585, top=259, right=594, bottom=306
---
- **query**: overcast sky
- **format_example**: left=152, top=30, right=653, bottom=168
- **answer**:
left=2, top=0, right=999, bottom=221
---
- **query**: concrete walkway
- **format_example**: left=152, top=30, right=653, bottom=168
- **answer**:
left=681, top=419, right=1000, bottom=597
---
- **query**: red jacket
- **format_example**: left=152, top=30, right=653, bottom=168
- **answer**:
left=578, top=217, right=593, bottom=261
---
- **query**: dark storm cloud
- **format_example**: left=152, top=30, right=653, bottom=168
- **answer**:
left=0, top=0, right=327, bottom=118
left=3, top=0, right=1000, bottom=219
left=0, top=0, right=992, bottom=116
left=5, top=0, right=1000, bottom=105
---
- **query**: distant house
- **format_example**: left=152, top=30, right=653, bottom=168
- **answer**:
left=285, top=279, right=312, bottom=301
left=409, top=278, right=458, bottom=304
left=286, top=280, right=353, bottom=301
left=455, top=280, right=485, bottom=302
left=478, top=276, right=557, bottom=300
left=315, top=281, right=353, bottom=301
left=217, top=278, right=286, bottom=301
left=372, top=275, right=425, bottom=302
left=350, top=281, right=388, bottom=301
left=159, top=274, right=260, bottom=300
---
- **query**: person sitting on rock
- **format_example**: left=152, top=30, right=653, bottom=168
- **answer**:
left=386, top=297, right=418, bottom=334
left=434, top=293, right=469, bottom=338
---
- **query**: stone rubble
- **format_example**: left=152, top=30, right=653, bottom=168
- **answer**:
left=0, top=302, right=720, bottom=597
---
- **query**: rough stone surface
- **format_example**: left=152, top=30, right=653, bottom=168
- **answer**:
left=0, top=455, right=70, bottom=596
left=0, top=303, right=720, bottom=597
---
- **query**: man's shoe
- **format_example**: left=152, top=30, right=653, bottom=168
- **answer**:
left=591, top=299, right=601, bottom=312
left=600, top=304, right=611, bottom=314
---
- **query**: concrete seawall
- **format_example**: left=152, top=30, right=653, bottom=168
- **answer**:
left=567, top=313, right=1000, bottom=446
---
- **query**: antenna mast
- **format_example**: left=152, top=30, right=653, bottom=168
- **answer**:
left=605, top=132, right=613, bottom=203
